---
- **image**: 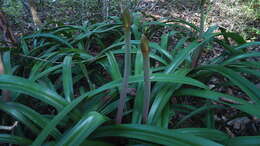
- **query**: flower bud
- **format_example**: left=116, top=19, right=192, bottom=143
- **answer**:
left=140, top=34, right=149, bottom=57
left=122, top=8, right=132, bottom=31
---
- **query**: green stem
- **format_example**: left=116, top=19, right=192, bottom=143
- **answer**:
left=116, top=29, right=131, bottom=124
left=192, top=0, right=207, bottom=68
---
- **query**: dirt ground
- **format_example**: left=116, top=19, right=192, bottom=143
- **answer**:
left=137, top=0, right=259, bottom=41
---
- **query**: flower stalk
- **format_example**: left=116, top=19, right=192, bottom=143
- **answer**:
left=116, top=9, right=132, bottom=124
left=140, top=34, right=151, bottom=123
left=192, top=0, right=207, bottom=68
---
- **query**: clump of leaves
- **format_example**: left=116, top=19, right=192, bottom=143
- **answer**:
left=0, top=6, right=260, bottom=146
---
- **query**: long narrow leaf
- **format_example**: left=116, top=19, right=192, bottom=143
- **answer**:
left=56, top=112, right=107, bottom=146
left=0, top=134, right=32, bottom=146
left=91, top=124, right=223, bottom=146
left=23, top=33, right=73, bottom=48
left=199, top=66, right=260, bottom=102
left=0, top=75, right=67, bottom=110
left=63, top=56, right=74, bottom=102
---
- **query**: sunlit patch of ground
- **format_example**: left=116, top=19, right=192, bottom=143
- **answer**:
left=138, top=0, right=259, bottom=41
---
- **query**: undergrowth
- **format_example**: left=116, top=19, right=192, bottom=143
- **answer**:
left=0, top=7, right=260, bottom=146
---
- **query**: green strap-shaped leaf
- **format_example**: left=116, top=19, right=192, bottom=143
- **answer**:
left=63, top=56, right=74, bottom=102
left=148, top=69, right=190, bottom=125
left=29, top=61, right=48, bottom=81
left=0, top=134, right=32, bottom=146
left=0, top=75, right=67, bottom=110
left=175, top=105, right=223, bottom=128
left=23, top=33, right=73, bottom=48
left=199, top=66, right=260, bottom=102
left=80, top=140, right=115, bottom=146
left=32, top=64, right=63, bottom=81
left=56, top=112, right=107, bottom=146
left=31, top=93, right=106, bottom=145
left=225, top=136, right=260, bottom=146
left=160, top=33, right=169, bottom=50
left=106, top=52, right=122, bottom=80
left=78, top=73, right=208, bottom=101
left=98, top=40, right=139, bottom=57
left=0, top=102, right=40, bottom=134
left=222, top=52, right=260, bottom=65
left=233, top=42, right=260, bottom=51
left=235, top=67, right=260, bottom=78
left=227, top=61, right=260, bottom=69
left=148, top=84, right=181, bottom=125
left=0, top=102, right=61, bottom=138
left=173, top=128, right=229, bottom=142
left=150, top=42, right=173, bottom=61
left=175, top=89, right=260, bottom=117
left=2, top=51, right=12, bottom=75
left=91, top=124, right=223, bottom=146
left=159, top=103, right=171, bottom=128
left=165, top=41, right=198, bottom=73
left=132, top=49, right=144, bottom=124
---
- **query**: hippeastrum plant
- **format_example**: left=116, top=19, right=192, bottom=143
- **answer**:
left=0, top=6, right=260, bottom=146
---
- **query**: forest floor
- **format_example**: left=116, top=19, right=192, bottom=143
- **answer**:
left=138, top=0, right=260, bottom=66
left=138, top=0, right=259, bottom=41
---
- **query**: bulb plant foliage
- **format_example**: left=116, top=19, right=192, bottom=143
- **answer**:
left=0, top=5, right=260, bottom=146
